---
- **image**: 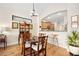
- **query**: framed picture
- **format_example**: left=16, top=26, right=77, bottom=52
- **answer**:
left=71, top=15, right=78, bottom=28
left=12, top=22, right=18, bottom=29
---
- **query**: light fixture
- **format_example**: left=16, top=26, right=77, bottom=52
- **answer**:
left=30, top=3, right=38, bottom=17
left=47, top=17, right=50, bottom=19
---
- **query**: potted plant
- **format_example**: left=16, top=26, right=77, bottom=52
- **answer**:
left=68, top=31, right=79, bottom=55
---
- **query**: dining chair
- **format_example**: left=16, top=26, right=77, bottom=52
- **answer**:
left=52, top=34, right=59, bottom=46
left=18, top=31, right=24, bottom=45
left=31, top=36, right=48, bottom=56
left=0, top=34, right=7, bottom=49
left=21, top=31, right=32, bottom=56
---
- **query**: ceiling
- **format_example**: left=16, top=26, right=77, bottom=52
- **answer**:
left=42, top=10, right=67, bottom=24
left=0, top=3, right=79, bottom=19
left=0, top=3, right=68, bottom=19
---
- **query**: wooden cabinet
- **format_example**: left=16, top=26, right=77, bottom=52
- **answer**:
left=41, top=22, right=48, bottom=29
left=18, top=21, right=31, bottom=45
left=19, top=22, right=30, bottom=31
left=41, top=21, right=54, bottom=30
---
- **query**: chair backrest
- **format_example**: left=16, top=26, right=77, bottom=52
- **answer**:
left=21, top=31, right=31, bottom=52
left=19, top=31, right=24, bottom=38
left=0, top=34, right=5, bottom=39
left=38, top=36, right=48, bottom=50
left=23, top=31, right=31, bottom=42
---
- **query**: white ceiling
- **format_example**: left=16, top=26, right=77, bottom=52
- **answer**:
left=0, top=3, right=68, bottom=19
left=42, top=10, right=67, bottom=24
left=0, top=3, right=79, bottom=21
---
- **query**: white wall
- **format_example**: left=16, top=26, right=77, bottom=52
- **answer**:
left=0, top=4, right=40, bottom=46
left=67, top=3, right=79, bottom=32
left=0, top=6, right=20, bottom=46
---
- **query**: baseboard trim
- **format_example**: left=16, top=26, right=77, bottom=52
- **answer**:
left=7, top=42, right=18, bottom=46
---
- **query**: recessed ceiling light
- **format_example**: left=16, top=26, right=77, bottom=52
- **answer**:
left=47, top=17, right=50, bottom=19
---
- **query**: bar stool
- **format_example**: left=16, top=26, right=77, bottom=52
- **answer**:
left=52, top=34, right=59, bottom=46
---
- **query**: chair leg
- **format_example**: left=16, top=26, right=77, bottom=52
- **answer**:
left=4, top=42, right=5, bottom=49
left=30, top=48, right=32, bottom=56
left=44, top=50, right=46, bottom=56
left=37, top=52, right=39, bottom=56
left=5, top=42, right=7, bottom=47
left=57, top=39, right=59, bottom=46
left=18, top=34, right=20, bottom=45
left=21, top=49, right=23, bottom=55
left=21, top=45, right=23, bottom=55
left=34, top=52, right=36, bottom=56
left=4, top=42, right=6, bottom=49
left=22, top=48, right=25, bottom=56
left=23, top=50, right=25, bottom=56
left=18, top=38, right=20, bottom=45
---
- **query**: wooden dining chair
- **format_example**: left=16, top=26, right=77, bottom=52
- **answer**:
left=31, top=36, right=48, bottom=56
left=0, top=34, right=7, bottom=49
left=21, top=31, right=32, bottom=56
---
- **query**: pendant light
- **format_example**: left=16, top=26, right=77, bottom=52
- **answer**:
left=30, top=3, right=38, bottom=17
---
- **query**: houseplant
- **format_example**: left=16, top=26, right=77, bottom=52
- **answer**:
left=68, top=31, right=79, bottom=55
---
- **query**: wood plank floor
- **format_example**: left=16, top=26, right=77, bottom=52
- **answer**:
left=0, top=43, right=70, bottom=56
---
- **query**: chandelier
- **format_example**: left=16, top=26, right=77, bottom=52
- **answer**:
left=30, top=3, right=38, bottom=17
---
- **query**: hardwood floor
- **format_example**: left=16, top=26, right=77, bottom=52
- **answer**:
left=0, top=43, right=70, bottom=56
left=47, top=43, right=70, bottom=56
